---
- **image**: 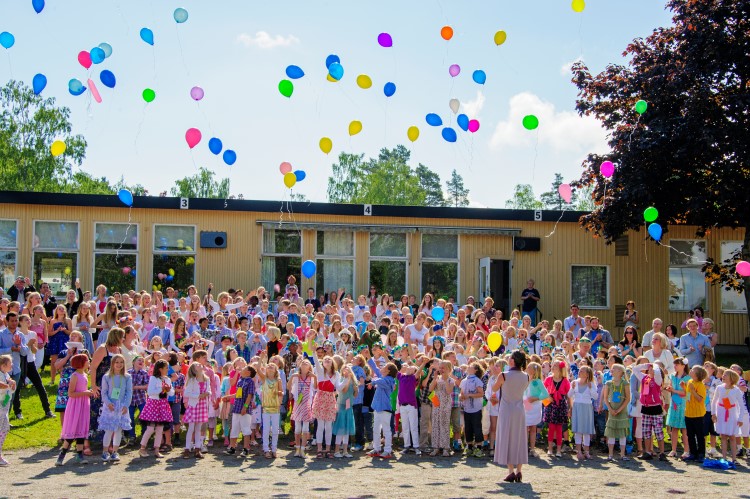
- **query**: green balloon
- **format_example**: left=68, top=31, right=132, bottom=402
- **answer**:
left=635, top=99, right=648, bottom=115
left=643, top=206, right=659, bottom=223
left=278, top=79, right=293, bottom=98
left=522, top=115, right=539, bottom=130
left=142, top=88, right=156, bottom=103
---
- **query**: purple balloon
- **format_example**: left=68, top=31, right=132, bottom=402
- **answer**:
left=190, top=86, right=204, bottom=101
left=377, top=32, right=393, bottom=48
left=449, top=64, right=461, bottom=77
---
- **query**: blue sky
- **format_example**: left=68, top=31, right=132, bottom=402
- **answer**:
left=1, top=1, right=673, bottom=206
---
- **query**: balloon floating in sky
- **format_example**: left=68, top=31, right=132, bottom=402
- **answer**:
left=442, top=127, right=457, bottom=143
left=140, top=28, right=154, bottom=46
left=174, top=8, right=189, bottom=23
left=472, top=70, right=487, bottom=85
left=286, top=65, right=305, bottom=79
left=319, top=137, right=332, bottom=154
left=142, top=88, right=156, bottom=102
left=522, top=115, right=539, bottom=130
left=90, top=47, right=106, bottom=64
left=99, top=70, right=116, bottom=88
left=98, top=42, right=113, bottom=58
left=383, top=82, right=396, bottom=97
left=78, top=50, right=92, bottom=69
left=600, top=160, right=615, bottom=178
left=118, top=189, right=134, bottom=207
left=468, top=119, right=480, bottom=133
left=494, top=30, right=507, bottom=45
left=736, top=261, right=750, bottom=277
left=283, top=172, right=297, bottom=188
left=449, top=99, right=460, bottom=114
left=32, top=73, right=47, bottom=95
left=349, top=120, right=363, bottom=136
left=69, top=79, right=86, bottom=96
left=208, top=138, right=223, bottom=155
left=325, top=54, right=340, bottom=69
left=426, top=113, right=442, bottom=127
left=441, top=26, right=454, bottom=41
left=572, top=0, right=586, bottom=12
left=449, top=64, right=461, bottom=77
left=0, top=32, right=15, bottom=49
left=88, top=79, right=102, bottom=103
left=301, top=260, right=316, bottom=279
left=279, top=162, right=292, bottom=174
left=278, top=79, right=293, bottom=98
left=328, top=62, right=344, bottom=81
left=647, top=223, right=662, bottom=241
left=457, top=114, right=469, bottom=131
left=294, top=170, right=306, bottom=182
left=558, top=183, right=572, bottom=203
left=635, top=99, right=648, bottom=115
left=223, top=150, right=237, bottom=166
left=407, top=126, right=419, bottom=142
left=377, top=32, right=393, bottom=47
left=643, top=206, right=659, bottom=223
left=50, top=140, right=66, bottom=157
left=356, top=74, right=372, bottom=89
left=190, top=86, right=204, bottom=101
left=32, top=0, right=45, bottom=14
left=185, top=128, right=202, bottom=149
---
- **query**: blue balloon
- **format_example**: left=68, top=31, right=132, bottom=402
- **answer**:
left=130, top=269, right=137, bottom=277
left=117, top=189, right=134, bottom=207
left=472, top=70, right=487, bottom=85
left=294, top=170, right=306, bottom=182
left=442, top=127, right=457, bottom=143
left=648, top=223, right=662, bottom=241
left=174, top=8, right=189, bottom=23
left=32, top=0, right=44, bottom=13
left=301, top=260, right=316, bottom=279
left=325, top=54, right=340, bottom=69
left=383, top=82, right=396, bottom=97
left=286, top=65, right=305, bottom=80
left=426, top=113, right=442, bottom=127
left=431, top=306, right=445, bottom=322
left=10, top=229, right=16, bottom=237
left=90, top=47, right=106, bottom=64
left=223, top=150, right=237, bottom=166
left=208, top=138, right=223, bottom=155
left=32, top=73, right=47, bottom=95
left=99, top=70, right=116, bottom=88
left=0, top=32, right=15, bottom=49
left=99, top=43, right=113, bottom=58
left=68, top=79, right=86, bottom=96
left=457, top=114, right=469, bottom=132
left=328, top=62, right=344, bottom=80
left=140, top=28, right=154, bottom=46
left=166, top=275, right=174, bottom=282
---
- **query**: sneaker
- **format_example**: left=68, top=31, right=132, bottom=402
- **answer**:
left=452, top=441, right=462, bottom=452
left=0, top=456, right=8, bottom=467
left=110, top=452, right=120, bottom=463
left=343, top=452, right=353, bottom=458
left=239, top=448, right=249, bottom=459
left=14, top=413, right=23, bottom=420
left=367, top=450, right=381, bottom=458
left=473, top=448, right=484, bottom=458
left=45, top=412, right=57, bottom=419
left=74, top=455, right=89, bottom=465
left=207, top=440, right=214, bottom=448
left=351, top=444, right=363, bottom=452
left=334, top=452, right=343, bottom=458
left=414, top=449, right=422, bottom=456
left=224, top=447, right=236, bottom=456
left=201, top=444, right=208, bottom=453
left=658, top=453, right=668, bottom=461
left=55, top=456, right=64, bottom=467
left=638, top=452, right=653, bottom=460
left=380, top=452, right=393, bottom=459
left=365, top=442, right=373, bottom=451
left=101, top=452, right=110, bottom=462
left=138, top=448, right=150, bottom=458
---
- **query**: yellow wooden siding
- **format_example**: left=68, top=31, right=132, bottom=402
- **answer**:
left=1, top=204, right=746, bottom=345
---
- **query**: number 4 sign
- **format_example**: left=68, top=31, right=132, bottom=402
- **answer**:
left=364, top=204, right=372, bottom=216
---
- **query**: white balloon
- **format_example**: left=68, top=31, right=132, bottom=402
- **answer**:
left=449, top=98, right=460, bottom=114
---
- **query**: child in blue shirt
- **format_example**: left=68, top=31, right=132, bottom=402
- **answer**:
left=366, top=357, right=397, bottom=459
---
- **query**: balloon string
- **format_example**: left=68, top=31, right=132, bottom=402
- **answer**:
left=545, top=209, right=567, bottom=239
left=134, top=103, right=148, bottom=154
left=578, top=15, right=584, bottom=58
left=175, top=26, right=191, bottom=78
left=115, top=206, right=134, bottom=262
left=5, top=52, right=13, bottom=79
left=628, top=114, right=641, bottom=151
left=531, top=129, right=539, bottom=182
left=643, top=222, right=648, bottom=264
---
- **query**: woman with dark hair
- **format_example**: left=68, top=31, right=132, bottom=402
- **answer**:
left=619, top=326, right=642, bottom=359
left=492, top=351, right=529, bottom=482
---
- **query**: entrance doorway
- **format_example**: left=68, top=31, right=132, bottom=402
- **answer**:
left=479, top=258, right=511, bottom=318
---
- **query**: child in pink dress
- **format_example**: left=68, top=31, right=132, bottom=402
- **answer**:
left=56, top=354, right=92, bottom=466
left=182, top=362, right=211, bottom=459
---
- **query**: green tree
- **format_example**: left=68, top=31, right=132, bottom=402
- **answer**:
left=416, top=164, right=447, bottom=207
left=445, top=169, right=469, bottom=207
left=327, top=152, right=365, bottom=204
left=540, top=173, right=573, bottom=210
left=571, top=0, right=750, bottom=323
left=505, top=184, right=543, bottom=210
left=170, top=167, right=230, bottom=198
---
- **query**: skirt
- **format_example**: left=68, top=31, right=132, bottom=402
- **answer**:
left=332, top=406, right=356, bottom=435
left=571, top=402, right=595, bottom=434
left=98, top=401, right=132, bottom=432
left=311, top=390, right=337, bottom=422
left=183, top=399, right=209, bottom=424
left=139, top=398, right=173, bottom=423
left=604, top=408, right=630, bottom=439
left=666, top=401, right=686, bottom=429
left=543, top=398, right=569, bottom=426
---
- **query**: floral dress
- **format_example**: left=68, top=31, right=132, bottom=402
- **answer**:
left=543, top=377, right=570, bottom=426
left=666, top=374, right=689, bottom=429
left=291, top=376, right=314, bottom=423
left=55, top=349, right=75, bottom=412
left=312, top=375, right=338, bottom=422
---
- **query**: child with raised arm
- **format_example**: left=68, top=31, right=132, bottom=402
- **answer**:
left=633, top=361, right=667, bottom=461
left=366, top=356, right=397, bottom=459
left=332, top=364, right=358, bottom=458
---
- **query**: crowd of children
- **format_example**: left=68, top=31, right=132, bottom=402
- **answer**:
left=0, top=278, right=749, bottom=472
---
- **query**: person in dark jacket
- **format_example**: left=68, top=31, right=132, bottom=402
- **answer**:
left=7, top=276, right=35, bottom=306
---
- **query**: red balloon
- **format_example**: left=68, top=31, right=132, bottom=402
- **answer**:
left=78, top=50, right=92, bottom=69
left=185, top=128, right=202, bottom=149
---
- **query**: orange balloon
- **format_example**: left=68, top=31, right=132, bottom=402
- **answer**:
left=441, top=26, right=454, bottom=41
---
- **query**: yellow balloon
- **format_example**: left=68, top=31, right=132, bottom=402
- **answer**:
left=185, top=246, right=193, bottom=252
left=487, top=332, right=503, bottom=352
left=168, top=268, right=175, bottom=276
left=283, top=172, right=297, bottom=188
left=153, top=285, right=159, bottom=291
left=571, top=0, right=585, bottom=12
left=356, top=74, right=372, bottom=89
left=494, top=30, right=507, bottom=46
left=319, top=137, right=332, bottom=154
left=64, top=267, right=71, bottom=275
left=407, top=126, right=419, bottom=142
left=327, top=74, right=339, bottom=83
left=349, top=120, right=363, bottom=136
left=50, top=140, right=66, bottom=157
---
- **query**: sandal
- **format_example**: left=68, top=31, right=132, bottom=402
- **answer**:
left=316, top=452, right=324, bottom=459
left=264, top=451, right=272, bottom=459
left=82, top=448, right=93, bottom=457
left=326, top=452, right=334, bottom=459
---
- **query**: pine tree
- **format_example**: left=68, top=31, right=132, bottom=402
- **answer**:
left=445, top=169, right=469, bottom=207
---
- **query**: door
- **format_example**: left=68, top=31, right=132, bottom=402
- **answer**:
left=491, top=259, right=512, bottom=318
left=479, top=257, right=491, bottom=301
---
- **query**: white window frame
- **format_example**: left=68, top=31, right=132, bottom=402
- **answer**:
left=314, top=230, right=356, bottom=295
left=261, top=228, right=303, bottom=293
left=32, top=220, right=80, bottom=296
left=570, top=264, right=610, bottom=310
left=720, top=240, right=747, bottom=313
left=93, top=222, right=140, bottom=290
left=152, top=224, right=197, bottom=285
left=668, top=238, right=708, bottom=312
left=420, top=233, right=460, bottom=300
left=367, top=232, right=409, bottom=297
left=0, top=219, right=18, bottom=290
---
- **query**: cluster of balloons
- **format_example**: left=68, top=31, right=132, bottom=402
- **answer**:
left=301, top=260, right=317, bottom=278
left=643, top=206, right=663, bottom=241
left=121, top=267, right=137, bottom=277
left=156, top=269, right=176, bottom=282
left=70, top=42, right=116, bottom=103
left=280, top=162, right=306, bottom=189
left=207, top=137, right=237, bottom=165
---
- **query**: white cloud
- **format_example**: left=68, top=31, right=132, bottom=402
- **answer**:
left=236, top=31, right=299, bottom=49
left=461, top=91, right=485, bottom=118
left=560, top=57, right=584, bottom=77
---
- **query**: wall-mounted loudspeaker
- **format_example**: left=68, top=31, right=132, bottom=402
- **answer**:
left=513, top=236, right=540, bottom=252
left=200, top=231, right=227, bottom=248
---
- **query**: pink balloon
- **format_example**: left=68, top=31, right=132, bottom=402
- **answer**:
left=468, top=119, right=480, bottom=133
left=185, top=128, right=202, bottom=149
left=279, top=162, right=292, bottom=174
left=600, top=160, right=615, bottom=178
left=449, top=64, right=461, bottom=77
left=78, top=50, right=92, bottom=69
left=157, top=273, right=165, bottom=280
left=87, top=78, right=102, bottom=103
left=558, top=183, right=572, bottom=204
left=377, top=32, right=393, bottom=47
left=190, top=86, right=204, bottom=101
left=122, top=267, right=131, bottom=275
left=737, top=261, right=750, bottom=277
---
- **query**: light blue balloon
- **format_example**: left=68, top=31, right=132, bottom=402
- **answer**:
left=286, top=65, right=305, bottom=79
left=431, top=307, right=445, bottom=322
left=68, top=79, right=86, bottom=96
left=174, top=8, right=189, bottom=23
left=457, top=114, right=469, bottom=132
left=472, top=70, right=487, bottom=85
left=383, top=82, right=396, bottom=97
left=647, top=223, right=662, bottom=241
left=301, top=260, right=316, bottom=279
left=99, top=43, right=113, bottom=58
left=140, top=28, right=154, bottom=46
left=117, top=189, right=134, bottom=207
left=32, top=74, right=47, bottom=95
left=0, top=32, right=15, bottom=49
left=426, top=113, right=442, bottom=127
left=328, top=62, right=344, bottom=80
left=294, top=170, right=306, bottom=182
left=90, top=47, right=106, bottom=64
left=223, top=150, right=237, bottom=166
left=208, top=138, right=223, bottom=155
left=442, top=127, right=457, bottom=143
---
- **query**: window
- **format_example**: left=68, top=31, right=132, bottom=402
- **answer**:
left=316, top=231, right=354, bottom=295
left=33, top=221, right=79, bottom=297
left=720, top=241, right=747, bottom=313
left=261, top=228, right=301, bottom=294
left=571, top=265, right=609, bottom=309
left=153, top=225, right=195, bottom=292
left=421, top=234, right=458, bottom=300
left=668, top=240, right=707, bottom=311
left=94, top=223, right=138, bottom=292
left=0, top=220, right=18, bottom=289
left=369, top=233, right=407, bottom=297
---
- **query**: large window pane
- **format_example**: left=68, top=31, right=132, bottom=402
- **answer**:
left=33, top=252, right=77, bottom=297
left=94, top=254, right=137, bottom=292
left=571, top=265, right=608, bottom=308
left=263, top=229, right=301, bottom=255
left=152, top=254, right=195, bottom=293
left=669, top=267, right=707, bottom=311
left=96, top=223, right=138, bottom=250
left=669, top=240, right=707, bottom=265
left=720, top=241, right=747, bottom=312
left=154, top=225, right=195, bottom=252
left=370, top=261, right=406, bottom=297
left=421, top=262, right=458, bottom=300
left=34, top=221, right=78, bottom=250
left=370, top=233, right=407, bottom=257
left=262, top=256, right=301, bottom=295
left=316, top=259, right=354, bottom=296
left=1, top=251, right=16, bottom=289
left=317, top=231, right=354, bottom=257
left=422, top=234, right=458, bottom=259
left=0, top=220, right=17, bottom=248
